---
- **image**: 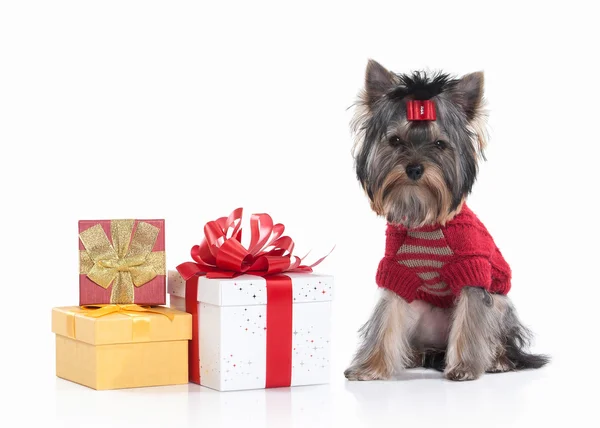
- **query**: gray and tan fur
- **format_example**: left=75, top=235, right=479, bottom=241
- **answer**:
left=345, top=60, right=549, bottom=381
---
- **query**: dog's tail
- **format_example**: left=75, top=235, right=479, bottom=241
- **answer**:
left=503, top=305, right=550, bottom=370
left=503, top=325, right=550, bottom=370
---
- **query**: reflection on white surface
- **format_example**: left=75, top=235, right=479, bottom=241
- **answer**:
left=46, top=359, right=590, bottom=428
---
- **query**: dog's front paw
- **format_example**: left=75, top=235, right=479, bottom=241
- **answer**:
left=344, top=364, right=390, bottom=381
left=444, top=366, right=482, bottom=382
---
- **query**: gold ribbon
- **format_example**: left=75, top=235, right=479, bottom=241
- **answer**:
left=80, top=304, right=175, bottom=320
left=65, top=304, right=174, bottom=343
left=79, top=220, right=165, bottom=304
left=66, top=310, right=77, bottom=339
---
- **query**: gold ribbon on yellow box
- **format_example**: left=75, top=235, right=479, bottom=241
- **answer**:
left=61, top=304, right=176, bottom=344
left=79, top=220, right=165, bottom=304
left=79, top=304, right=175, bottom=320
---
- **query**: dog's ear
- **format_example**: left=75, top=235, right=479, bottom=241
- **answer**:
left=451, top=71, right=485, bottom=121
left=364, top=59, right=397, bottom=108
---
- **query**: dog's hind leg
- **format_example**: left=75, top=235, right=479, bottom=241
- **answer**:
left=410, top=349, right=447, bottom=371
left=344, top=289, right=418, bottom=381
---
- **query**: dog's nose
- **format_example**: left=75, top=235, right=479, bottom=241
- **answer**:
left=406, top=164, right=424, bottom=181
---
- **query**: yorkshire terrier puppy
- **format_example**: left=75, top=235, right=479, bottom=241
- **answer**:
left=345, top=60, right=549, bottom=381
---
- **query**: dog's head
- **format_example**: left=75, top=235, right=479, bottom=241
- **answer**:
left=351, top=60, right=488, bottom=228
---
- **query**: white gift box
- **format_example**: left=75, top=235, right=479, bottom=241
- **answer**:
left=167, top=269, right=334, bottom=392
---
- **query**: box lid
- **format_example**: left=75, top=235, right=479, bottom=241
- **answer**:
left=78, top=219, right=166, bottom=306
left=168, top=270, right=334, bottom=307
left=51, top=305, right=191, bottom=345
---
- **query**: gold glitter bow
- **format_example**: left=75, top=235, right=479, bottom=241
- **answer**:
left=79, top=220, right=165, bottom=304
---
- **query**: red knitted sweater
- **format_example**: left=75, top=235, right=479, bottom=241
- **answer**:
left=376, top=205, right=511, bottom=308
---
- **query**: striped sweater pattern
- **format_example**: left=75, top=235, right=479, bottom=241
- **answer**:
left=376, top=205, right=512, bottom=308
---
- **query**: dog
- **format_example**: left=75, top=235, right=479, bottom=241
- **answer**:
left=344, top=60, right=549, bottom=381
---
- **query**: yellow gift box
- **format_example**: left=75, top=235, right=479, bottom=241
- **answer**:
left=51, top=305, right=192, bottom=390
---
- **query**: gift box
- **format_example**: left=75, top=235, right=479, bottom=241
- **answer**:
left=168, top=270, right=333, bottom=391
left=51, top=305, right=191, bottom=390
left=78, top=219, right=166, bottom=306
left=171, top=208, right=334, bottom=391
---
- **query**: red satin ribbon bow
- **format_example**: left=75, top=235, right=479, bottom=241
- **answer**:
left=176, top=208, right=331, bottom=281
left=406, top=99, right=436, bottom=121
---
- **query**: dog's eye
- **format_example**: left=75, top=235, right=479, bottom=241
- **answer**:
left=435, top=140, right=447, bottom=150
left=388, top=136, right=403, bottom=147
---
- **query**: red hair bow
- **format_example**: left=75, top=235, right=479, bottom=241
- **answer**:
left=406, top=99, right=436, bottom=121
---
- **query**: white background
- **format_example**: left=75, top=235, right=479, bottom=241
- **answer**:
left=1, top=1, right=598, bottom=427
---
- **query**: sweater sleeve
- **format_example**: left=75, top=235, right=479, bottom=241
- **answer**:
left=441, top=257, right=492, bottom=295
left=376, top=256, right=423, bottom=302
left=441, top=218, right=496, bottom=295
left=490, top=248, right=512, bottom=295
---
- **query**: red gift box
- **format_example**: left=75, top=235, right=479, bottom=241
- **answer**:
left=78, top=219, right=166, bottom=306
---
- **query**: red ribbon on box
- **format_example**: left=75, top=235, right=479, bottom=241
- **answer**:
left=406, top=99, right=436, bottom=121
left=176, top=208, right=332, bottom=387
